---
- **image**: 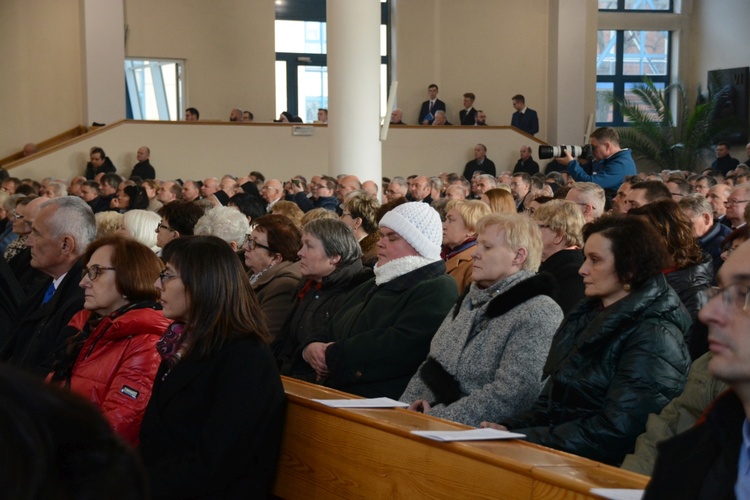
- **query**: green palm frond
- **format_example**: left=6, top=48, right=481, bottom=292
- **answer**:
left=606, top=77, right=747, bottom=172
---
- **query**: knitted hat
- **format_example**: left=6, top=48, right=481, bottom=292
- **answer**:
left=379, top=202, right=442, bottom=261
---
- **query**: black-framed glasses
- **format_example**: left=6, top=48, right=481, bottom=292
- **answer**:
left=158, top=269, right=181, bottom=287
left=243, top=234, right=274, bottom=252
left=82, top=265, right=116, bottom=281
left=707, top=284, right=750, bottom=312
left=156, top=222, right=175, bottom=233
left=725, top=200, right=750, bottom=207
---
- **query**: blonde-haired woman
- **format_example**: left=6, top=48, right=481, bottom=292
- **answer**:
left=531, top=199, right=586, bottom=314
left=480, top=188, right=516, bottom=214
left=402, top=213, right=563, bottom=426
left=441, top=200, right=491, bottom=293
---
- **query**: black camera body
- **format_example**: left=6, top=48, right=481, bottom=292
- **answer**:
left=539, top=144, right=595, bottom=162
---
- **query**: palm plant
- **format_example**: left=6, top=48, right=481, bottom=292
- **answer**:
left=607, top=77, right=745, bottom=172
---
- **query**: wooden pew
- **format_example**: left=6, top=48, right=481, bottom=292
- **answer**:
left=273, top=378, right=648, bottom=499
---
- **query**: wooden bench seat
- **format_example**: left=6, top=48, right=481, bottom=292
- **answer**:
left=272, top=377, right=648, bottom=499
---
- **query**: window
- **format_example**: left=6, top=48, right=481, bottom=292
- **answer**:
left=125, top=59, right=184, bottom=121
left=275, top=0, right=390, bottom=123
left=595, top=30, right=670, bottom=125
left=598, top=0, right=673, bottom=12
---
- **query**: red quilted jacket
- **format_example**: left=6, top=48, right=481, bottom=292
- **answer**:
left=66, top=305, right=171, bottom=445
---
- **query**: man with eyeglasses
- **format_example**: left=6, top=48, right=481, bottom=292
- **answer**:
left=726, top=183, right=749, bottom=229
left=0, top=197, right=95, bottom=377
left=260, top=179, right=283, bottom=213
left=644, top=240, right=750, bottom=498
left=155, top=201, right=205, bottom=252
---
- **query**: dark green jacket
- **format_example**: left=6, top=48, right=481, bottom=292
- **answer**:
left=503, top=273, right=691, bottom=466
left=308, top=261, right=458, bottom=399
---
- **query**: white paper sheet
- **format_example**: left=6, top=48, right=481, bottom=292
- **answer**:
left=312, top=397, right=410, bottom=408
left=589, top=488, right=644, bottom=500
left=410, top=428, right=526, bottom=441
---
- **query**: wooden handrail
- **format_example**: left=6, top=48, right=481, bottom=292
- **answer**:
left=0, top=125, right=90, bottom=168
left=272, top=377, right=648, bottom=499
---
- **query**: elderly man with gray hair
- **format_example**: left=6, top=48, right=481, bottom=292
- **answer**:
left=679, top=194, right=732, bottom=276
left=0, top=197, right=96, bottom=377
left=193, top=206, right=251, bottom=252
left=565, top=182, right=605, bottom=222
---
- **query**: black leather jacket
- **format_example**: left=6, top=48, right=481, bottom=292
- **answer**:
left=502, top=274, right=691, bottom=466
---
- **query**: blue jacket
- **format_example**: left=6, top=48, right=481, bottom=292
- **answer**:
left=567, top=148, right=637, bottom=190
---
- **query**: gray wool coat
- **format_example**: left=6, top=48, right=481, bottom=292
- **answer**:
left=400, top=270, right=563, bottom=427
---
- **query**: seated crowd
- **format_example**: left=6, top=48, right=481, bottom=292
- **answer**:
left=1, top=126, right=750, bottom=497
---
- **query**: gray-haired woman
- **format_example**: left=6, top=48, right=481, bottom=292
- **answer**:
left=273, top=218, right=372, bottom=375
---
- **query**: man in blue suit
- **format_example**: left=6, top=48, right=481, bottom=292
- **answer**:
left=418, top=84, right=446, bottom=125
left=510, top=94, right=539, bottom=136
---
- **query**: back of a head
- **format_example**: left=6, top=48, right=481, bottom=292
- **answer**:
left=628, top=199, right=704, bottom=268
left=632, top=180, right=671, bottom=205
left=446, top=199, right=491, bottom=233
left=194, top=205, right=250, bottom=246
left=252, top=214, right=302, bottom=262
left=533, top=199, right=585, bottom=248
left=228, top=193, right=266, bottom=222
left=0, top=364, right=147, bottom=499
left=346, top=192, right=380, bottom=234
left=483, top=188, right=516, bottom=214
left=571, top=182, right=606, bottom=213
left=123, top=209, right=161, bottom=250
left=123, top=185, right=150, bottom=210
left=158, top=200, right=205, bottom=236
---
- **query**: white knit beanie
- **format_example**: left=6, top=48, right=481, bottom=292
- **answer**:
left=379, top=202, right=442, bottom=261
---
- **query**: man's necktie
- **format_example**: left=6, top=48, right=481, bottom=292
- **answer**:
left=41, top=282, right=55, bottom=305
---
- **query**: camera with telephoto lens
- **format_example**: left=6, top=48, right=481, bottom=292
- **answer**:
left=539, top=144, right=595, bottom=162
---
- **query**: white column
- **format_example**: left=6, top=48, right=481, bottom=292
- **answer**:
left=81, top=0, right=125, bottom=126
left=547, top=0, right=598, bottom=145
left=326, top=0, right=382, bottom=184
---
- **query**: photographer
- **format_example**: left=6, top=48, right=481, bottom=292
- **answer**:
left=557, top=127, right=637, bottom=191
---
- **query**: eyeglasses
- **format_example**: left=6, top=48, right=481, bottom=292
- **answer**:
left=341, top=212, right=352, bottom=217
left=82, top=265, right=116, bottom=281
left=158, top=269, right=181, bottom=287
left=156, top=222, right=175, bottom=233
left=725, top=200, right=750, bottom=207
left=707, top=284, right=750, bottom=312
left=12, top=210, right=24, bottom=220
left=243, top=235, right=274, bottom=252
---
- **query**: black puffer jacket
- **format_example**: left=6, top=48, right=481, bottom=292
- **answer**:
left=274, top=259, right=372, bottom=376
left=665, top=257, right=713, bottom=360
left=501, top=274, right=691, bottom=466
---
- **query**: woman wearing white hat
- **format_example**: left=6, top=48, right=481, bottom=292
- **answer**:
left=299, top=202, right=459, bottom=399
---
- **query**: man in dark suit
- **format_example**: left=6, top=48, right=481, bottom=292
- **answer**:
left=463, top=144, right=496, bottom=179
left=131, top=146, right=156, bottom=180
left=510, top=94, right=539, bottom=136
left=0, top=197, right=95, bottom=377
left=513, top=146, right=540, bottom=175
left=459, top=92, right=477, bottom=125
left=418, top=84, right=446, bottom=125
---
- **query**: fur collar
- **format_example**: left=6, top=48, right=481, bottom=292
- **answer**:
left=373, top=255, right=438, bottom=286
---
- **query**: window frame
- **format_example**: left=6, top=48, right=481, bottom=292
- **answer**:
left=595, top=29, right=672, bottom=127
